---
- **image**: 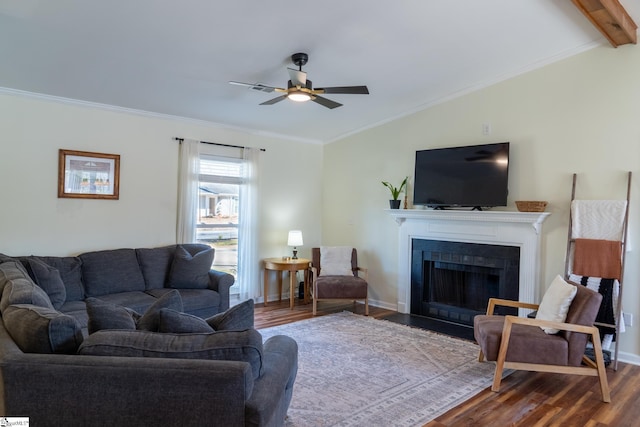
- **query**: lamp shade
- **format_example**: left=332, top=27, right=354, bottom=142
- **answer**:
left=287, top=230, right=303, bottom=247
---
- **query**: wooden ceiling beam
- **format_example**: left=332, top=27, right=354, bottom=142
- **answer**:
left=572, top=0, right=637, bottom=47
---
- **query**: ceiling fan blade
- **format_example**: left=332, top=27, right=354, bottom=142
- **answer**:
left=311, top=95, right=342, bottom=109
left=229, top=81, right=278, bottom=93
left=315, top=85, right=369, bottom=95
left=260, top=95, right=288, bottom=105
left=287, top=68, right=307, bottom=87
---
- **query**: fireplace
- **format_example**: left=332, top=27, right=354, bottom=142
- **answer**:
left=410, top=239, right=519, bottom=327
left=387, top=209, right=551, bottom=321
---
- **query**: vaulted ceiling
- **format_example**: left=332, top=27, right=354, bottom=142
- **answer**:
left=0, top=1, right=637, bottom=144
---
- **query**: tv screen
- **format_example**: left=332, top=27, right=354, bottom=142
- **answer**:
left=413, top=142, right=510, bottom=209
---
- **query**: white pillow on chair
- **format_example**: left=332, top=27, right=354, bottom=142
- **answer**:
left=319, top=246, right=353, bottom=276
left=535, top=275, right=578, bottom=334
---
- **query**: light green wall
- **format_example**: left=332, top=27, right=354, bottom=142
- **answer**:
left=0, top=92, right=323, bottom=265
left=323, top=44, right=640, bottom=361
left=2, top=43, right=639, bottom=361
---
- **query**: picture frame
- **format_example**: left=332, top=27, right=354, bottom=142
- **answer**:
left=58, top=149, right=120, bottom=199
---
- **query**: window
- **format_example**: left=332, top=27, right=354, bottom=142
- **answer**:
left=196, top=154, right=241, bottom=293
left=178, top=139, right=261, bottom=303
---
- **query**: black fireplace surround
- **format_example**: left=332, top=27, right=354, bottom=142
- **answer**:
left=411, top=239, right=520, bottom=328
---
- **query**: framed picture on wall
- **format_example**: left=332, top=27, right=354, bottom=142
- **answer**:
left=58, top=149, right=120, bottom=200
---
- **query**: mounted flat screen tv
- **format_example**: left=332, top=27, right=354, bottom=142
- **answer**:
left=413, top=142, right=510, bottom=209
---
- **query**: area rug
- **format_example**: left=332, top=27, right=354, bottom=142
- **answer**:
left=259, top=312, right=499, bottom=427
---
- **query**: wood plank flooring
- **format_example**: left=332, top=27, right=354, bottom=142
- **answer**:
left=255, top=300, right=640, bottom=427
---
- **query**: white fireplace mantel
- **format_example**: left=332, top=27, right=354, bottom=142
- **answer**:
left=387, top=209, right=551, bottom=314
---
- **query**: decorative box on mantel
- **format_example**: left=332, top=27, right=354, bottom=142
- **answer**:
left=386, top=209, right=551, bottom=315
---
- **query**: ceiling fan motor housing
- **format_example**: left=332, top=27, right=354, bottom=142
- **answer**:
left=291, top=52, right=308, bottom=68
left=287, top=79, right=313, bottom=89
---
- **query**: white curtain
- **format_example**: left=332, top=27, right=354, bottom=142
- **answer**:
left=176, top=139, right=200, bottom=244
left=237, top=147, right=261, bottom=301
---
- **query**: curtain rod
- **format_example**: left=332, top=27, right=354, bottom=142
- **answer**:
left=174, top=137, right=266, bottom=152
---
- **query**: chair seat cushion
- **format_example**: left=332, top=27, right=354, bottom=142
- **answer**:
left=315, top=276, right=367, bottom=299
left=474, top=315, right=570, bottom=366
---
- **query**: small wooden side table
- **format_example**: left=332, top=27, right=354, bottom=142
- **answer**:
left=263, top=257, right=310, bottom=310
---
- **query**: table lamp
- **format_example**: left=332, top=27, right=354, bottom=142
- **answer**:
left=287, top=230, right=303, bottom=259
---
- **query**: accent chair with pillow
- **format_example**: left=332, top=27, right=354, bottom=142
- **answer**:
left=474, top=275, right=610, bottom=402
left=310, top=246, right=368, bottom=316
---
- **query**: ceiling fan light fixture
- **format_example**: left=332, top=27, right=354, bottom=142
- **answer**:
left=287, top=91, right=311, bottom=102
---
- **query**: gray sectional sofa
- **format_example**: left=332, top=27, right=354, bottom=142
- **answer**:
left=0, top=244, right=298, bottom=426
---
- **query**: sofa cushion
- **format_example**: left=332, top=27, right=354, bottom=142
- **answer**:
left=22, top=257, right=67, bottom=309
left=136, top=245, right=175, bottom=290
left=80, top=249, right=146, bottom=297
left=93, top=291, right=159, bottom=314
left=4, top=303, right=84, bottom=354
left=0, top=262, right=54, bottom=312
left=136, top=289, right=183, bottom=332
left=206, top=299, right=254, bottom=331
left=26, top=256, right=84, bottom=302
left=77, top=328, right=265, bottom=379
left=85, top=297, right=141, bottom=334
left=158, top=308, right=215, bottom=333
left=0, top=253, right=14, bottom=263
left=146, top=288, right=221, bottom=317
left=166, top=245, right=214, bottom=289
left=59, top=300, right=90, bottom=334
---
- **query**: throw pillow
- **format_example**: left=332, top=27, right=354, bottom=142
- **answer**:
left=535, top=275, right=578, bottom=334
left=166, top=245, right=214, bottom=289
left=0, top=261, right=54, bottom=312
left=23, top=257, right=67, bottom=309
left=319, top=246, right=353, bottom=276
left=85, top=297, right=140, bottom=334
left=158, top=308, right=214, bottom=333
left=206, top=299, right=254, bottom=331
left=29, top=256, right=84, bottom=302
left=136, top=289, right=183, bottom=331
left=3, top=303, right=84, bottom=354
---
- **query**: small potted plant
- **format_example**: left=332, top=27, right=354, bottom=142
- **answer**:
left=382, top=177, right=408, bottom=209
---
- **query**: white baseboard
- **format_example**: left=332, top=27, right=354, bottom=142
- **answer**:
left=617, top=351, right=640, bottom=366
left=367, top=299, right=398, bottom=311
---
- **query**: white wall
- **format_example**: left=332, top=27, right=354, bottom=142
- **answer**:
left=323, top=44, right=640, bottom=361
left=0, top=92, right=323, bottom=292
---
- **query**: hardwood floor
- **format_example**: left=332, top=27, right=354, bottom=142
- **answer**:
left=255, top=300, right=640, bottom=427
left=254, top=299, right=393, bottom=329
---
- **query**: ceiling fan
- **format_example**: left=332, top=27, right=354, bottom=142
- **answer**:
left=229, top=53, right=369, bottom=109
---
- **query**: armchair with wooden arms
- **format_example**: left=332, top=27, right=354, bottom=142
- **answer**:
left=310, top=247, right=368, bottom=316
left=474, top=281, right=610, bottom=402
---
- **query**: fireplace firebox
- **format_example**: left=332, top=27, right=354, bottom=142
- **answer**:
left=411, top=239, right=520, bottom=327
